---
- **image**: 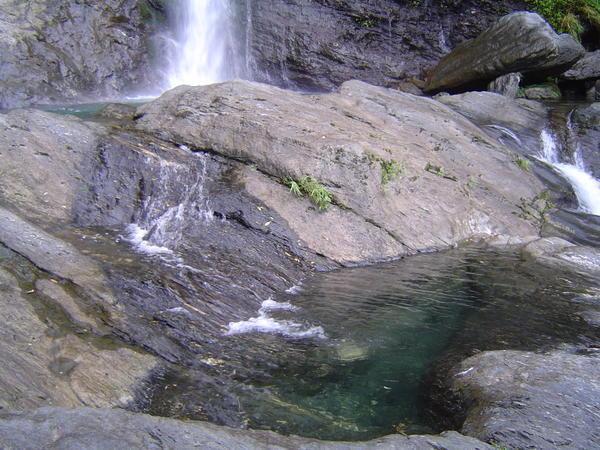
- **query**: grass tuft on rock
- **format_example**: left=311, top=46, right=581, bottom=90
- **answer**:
left=285, top=176, right=332, bottom=210
left=515, top=156, right=532, bottom=171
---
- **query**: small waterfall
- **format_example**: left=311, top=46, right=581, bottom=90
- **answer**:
left=126, top=153, right=213, bottom=256
left=163, top=0, right=235, bottom=89
left=540, top=128, right=600, bottom=216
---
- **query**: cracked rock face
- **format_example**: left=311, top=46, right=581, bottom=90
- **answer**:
left=135, top=79, right=542, bottom=264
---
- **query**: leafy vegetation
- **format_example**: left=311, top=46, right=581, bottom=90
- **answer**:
left=525, top=0, right=600, bottom=40
left=285, top=176, right=333, bottom=211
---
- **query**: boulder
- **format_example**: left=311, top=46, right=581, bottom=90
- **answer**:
left=487, top=72, right=521, bottom=98
left=0, top=407, right=493, bottom=449
left=449, top=349, right=600, bottom=449
left=135, top=80, right=543, bottom=263
left=425, top=12, right=584, bottom=93
left=561, top=50, right=600, bottom=81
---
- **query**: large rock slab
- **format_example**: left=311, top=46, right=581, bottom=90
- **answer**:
left=135, top=80, right=543, bottom=264
left=449, top=349, right=600, bottom=449
left=425, top=12, right=584, bottom=92
left=0, top=406, right=493, bottom=449
left=522, top=237, right=600, bottom=277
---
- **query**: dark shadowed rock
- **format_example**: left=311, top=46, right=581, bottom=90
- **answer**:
left=135, top=80, right=543, bottom=263
left=241, top=0, right=528, bottom=91
left=561, top=50, right=600, bottom=81
left=448, top=349, right=600, bottom=449
left=425, top=12, right=584, bottom=93
left=487, top=72, right=521, bottom=98
left=0, top=407, right=493, bottom=449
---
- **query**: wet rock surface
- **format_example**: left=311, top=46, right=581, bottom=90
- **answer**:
left=425, top=12, right=584, bottom=93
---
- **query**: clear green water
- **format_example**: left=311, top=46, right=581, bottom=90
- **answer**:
left=221, top=248, right=598, bottom=440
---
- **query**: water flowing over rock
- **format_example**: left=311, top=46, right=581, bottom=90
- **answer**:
left=135, top=80, right=543, bottom=263
left=425, top=12, right=585, bottom=93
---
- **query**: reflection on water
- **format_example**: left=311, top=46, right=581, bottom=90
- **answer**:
left=221, top=247, right=598, bottom=440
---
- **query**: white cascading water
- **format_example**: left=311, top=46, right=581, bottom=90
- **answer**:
left=164, top=0, right=232, bottom=88
left=539, top=129, right=600, bottom=216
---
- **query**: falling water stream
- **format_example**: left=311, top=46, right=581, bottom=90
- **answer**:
left=540, top=124, right=600, bottom=216
left=163, top=0, right=233, bottom=88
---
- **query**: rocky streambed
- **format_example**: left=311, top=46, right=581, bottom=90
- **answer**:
left=1, top=4, right=600, bottom=450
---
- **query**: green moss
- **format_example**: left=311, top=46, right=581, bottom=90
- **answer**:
left=425, top=162, right=458, bottom=181
left=285, top=176, right=332, bottom=211
left=525, top=0, right=600, bottom=40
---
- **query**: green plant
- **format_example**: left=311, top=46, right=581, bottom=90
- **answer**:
left=285, top=176, right=332, bottom=211
left=514, top=156, right=532, bottom=171
left=525, top=0, right=600, bottom=40
left=381, top=159, right=405, bottom=184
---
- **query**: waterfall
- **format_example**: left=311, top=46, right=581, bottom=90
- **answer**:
left=540, top=128, right=600, bottom=216
left=164, top=0, right=234, bottom=89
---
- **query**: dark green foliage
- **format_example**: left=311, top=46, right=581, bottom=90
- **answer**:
left=526, top=0, right=600, bottom=40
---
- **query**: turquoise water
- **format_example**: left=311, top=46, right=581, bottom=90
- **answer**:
left=222, top=247, right=598, bottom=440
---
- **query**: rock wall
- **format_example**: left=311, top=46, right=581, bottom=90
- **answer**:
left=240, top=0, right=528, bottom=91
left=0, top=0, right=164, bottom=108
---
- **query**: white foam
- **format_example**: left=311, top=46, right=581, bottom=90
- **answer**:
left=225, top=298, right=325, bottom=339
left=285, top=284, right=303, bottom=295
left=125, top=224, right=174, bottom=255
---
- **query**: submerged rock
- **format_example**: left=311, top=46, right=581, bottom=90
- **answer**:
left=0, top=407, right=494, bottom=449
left=135, top=80, right=543, bottom=264
left=425, top=12, right=584, bottom=93
left=449, top=349, right=600, bottom=449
